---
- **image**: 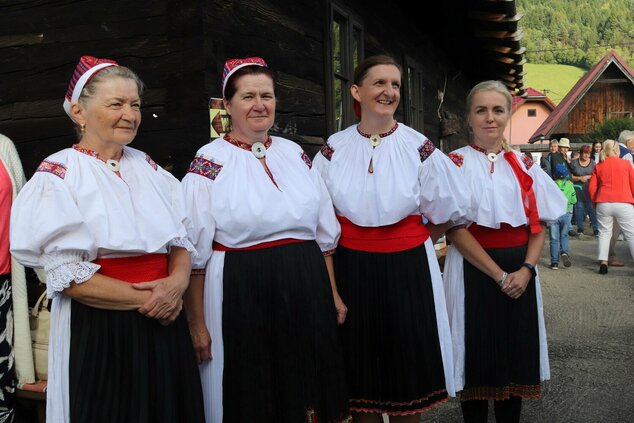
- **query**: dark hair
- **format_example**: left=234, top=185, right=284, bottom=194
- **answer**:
left=353, top=55, right=402, bottom=86
left=224, top=65, right=276, bottom=100
left=579, top=144, right=591, bottom=154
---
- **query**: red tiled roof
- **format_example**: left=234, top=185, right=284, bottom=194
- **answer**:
left=528, top=50, right=634, bottom=142
left=512, top=87, right=556, bottom=112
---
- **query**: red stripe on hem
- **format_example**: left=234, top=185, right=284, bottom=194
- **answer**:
left=350, top=396, right=449, bottom=416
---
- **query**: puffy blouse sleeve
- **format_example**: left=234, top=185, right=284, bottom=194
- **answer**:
left=182, top=155, right=218, bottom=272
left=311, top=166, right=340, bottom=254
left=10, top=171, right=100, bottom=298
left=157, top=166, right=196, bottom=255
left=527, top=155, right=567, bottom=224
left=311, top=145, right=330, bottom=178
left=418, top=140, right=471, bottom=225
left=311, top=143, right=340, bottom=253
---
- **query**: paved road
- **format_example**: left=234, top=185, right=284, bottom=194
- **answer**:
left=424, top=233, right=634, bottom=422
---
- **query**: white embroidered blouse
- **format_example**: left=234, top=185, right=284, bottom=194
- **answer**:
left=10, top=145, right=194, bottom=298
left=312, top=123, right=470, bottom=227
left=182, top=136, right=340, bottom=271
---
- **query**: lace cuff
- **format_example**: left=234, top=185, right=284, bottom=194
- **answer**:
left=169, top=236, right=198, bottom=259
left=41, top=251, right=100, bottom=298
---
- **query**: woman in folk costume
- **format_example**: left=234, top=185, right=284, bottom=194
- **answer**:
left=9, top=56, right=204, bottom=423
left=0, top=133, right=34, bottom=423
left=182, top=57, right=350, bottom=423
left=442, top=80, right=566, bottom=423
left=313, top=55, right=470, bottom=423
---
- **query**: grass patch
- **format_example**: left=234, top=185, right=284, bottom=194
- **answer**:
left=523, top=63, right=587, bottom=105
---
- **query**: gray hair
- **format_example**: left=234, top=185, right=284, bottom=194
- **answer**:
left=78, top=65, right=144, bottom=106
left=75, top=66, right=144, bottom=138
left=617, top=130, right=634, bottom=145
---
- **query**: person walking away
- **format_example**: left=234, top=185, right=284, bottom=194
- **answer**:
left=588, top=139, right=634, bottom=274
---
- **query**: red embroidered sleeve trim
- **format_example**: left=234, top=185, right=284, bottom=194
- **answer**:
left=448, top=152, right=464, bottom=167
left=320, top=143, right=334, bottom=161
left=418, top=140, right=436, bottom=162
left=188, top=156, right=223, bottom=180
left=191, top=268, right=206, bottom=275
left=521, top=153, right=534, bottom=170
left=322, top=248, right=336, bottom=256
left=301, top=150, right=312, bottom=169
left=145, top=153, right=158, bottom=171
left=36, top=160, right=67, bottom=179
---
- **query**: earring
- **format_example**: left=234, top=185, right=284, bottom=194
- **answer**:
left=80, top=124, right=86, bottom=133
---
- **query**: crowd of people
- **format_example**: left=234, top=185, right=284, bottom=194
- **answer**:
left=539, top=132, right=634, bottom=274
left=0, top=52, right=631, bottom=423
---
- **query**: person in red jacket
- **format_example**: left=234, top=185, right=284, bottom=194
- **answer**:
left=588, top=139, right=634, bottom=274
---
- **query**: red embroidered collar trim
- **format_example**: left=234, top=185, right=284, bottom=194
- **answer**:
left=356, top=122, right=399, bottom=138
left=223, top=134, right=272, bottom=151
left=73, top=144, right=124, bottom=161
left=469, top=143, right=502, bottom=155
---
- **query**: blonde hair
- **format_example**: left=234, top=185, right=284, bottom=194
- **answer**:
left=466, top=80, right=513, bottom=152
left=600, top=139, right=618, bottom=162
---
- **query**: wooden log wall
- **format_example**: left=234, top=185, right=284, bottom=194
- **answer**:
left=0, top=0, right=207, bottom=178
left=1, top=0, right=478, bottom=180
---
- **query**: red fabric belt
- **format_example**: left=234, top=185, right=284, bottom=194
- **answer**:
left=93, top=254, right=168, bottom=284
left=337, top=215, right=430, bottom=253
left=213, top=238, right=308, bottom=251
left=468, top=223, right=529, bottom=248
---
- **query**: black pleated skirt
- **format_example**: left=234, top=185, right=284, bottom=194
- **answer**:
left=334, top=244, right=448, bottom=416
left=69, top=302, right=205, bottom=423
left=462, top=245, right=542, bottom=401
left=222, top=241, right=350, bottom=423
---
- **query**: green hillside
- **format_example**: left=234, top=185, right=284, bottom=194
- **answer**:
left=523, top=63, right=587, bottom=105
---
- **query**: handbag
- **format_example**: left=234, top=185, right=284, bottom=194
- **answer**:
left=30, top=289, right=49, bottom=380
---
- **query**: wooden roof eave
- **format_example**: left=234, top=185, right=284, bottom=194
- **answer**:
left=474, top=28, right=524, bottom=42
left=468, top=11, right=524, bottom=23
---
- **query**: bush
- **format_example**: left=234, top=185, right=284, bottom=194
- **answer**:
left=581, top=118, right=634, bottom=143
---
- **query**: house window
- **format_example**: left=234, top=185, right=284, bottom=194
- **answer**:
left=328, top=3, right=363, bottom=134
left=527, top=109, right=537, bottom=117
left=607, top=111, right=632, bottom=119
left=404, top=56, right=424, bottom=131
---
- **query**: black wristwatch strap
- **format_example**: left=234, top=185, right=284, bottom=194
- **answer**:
left=521, top=262, right=536, bottom=278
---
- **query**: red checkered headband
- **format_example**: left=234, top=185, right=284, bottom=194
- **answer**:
left=221, top=56, right=268, bottom=98
left=63, top=55, right=118, bottom=119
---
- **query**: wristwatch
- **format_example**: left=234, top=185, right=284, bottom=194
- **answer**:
left=521, top=262, right=537, bottom=278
